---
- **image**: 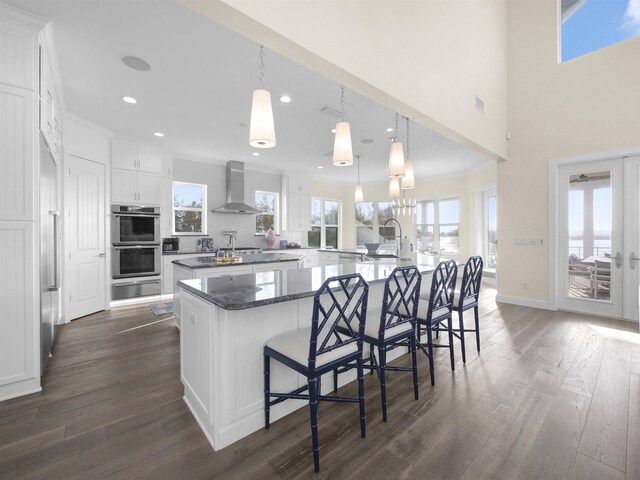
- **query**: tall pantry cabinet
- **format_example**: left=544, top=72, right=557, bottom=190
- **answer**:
left=0, top=5, right=56, bottom=401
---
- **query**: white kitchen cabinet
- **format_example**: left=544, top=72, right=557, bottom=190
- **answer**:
left=161, top=153, right=173, bottom=178
left=0, top=6, right=48, bottom=401
left=111, top=140, right=163, bottom=206
left=39, top=46, right=63, bottom=165
left=318, top=250, right=341, bottom=266
left=252, top=261, right=299, bottom=273
left=282, top=173, right=312, bottom=231
left=111, top=169, right=138, bottom=204
left=138, top=171, right=162, bottom=205
left=160, top=177, right=173, bottom=238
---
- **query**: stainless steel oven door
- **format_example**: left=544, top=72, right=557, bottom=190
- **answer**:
left=112, top=245, right=161, bottom=278
left=111, top=213, right=160, bottom=245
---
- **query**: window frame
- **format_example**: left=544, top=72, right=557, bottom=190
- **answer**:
left=415, top=197, right=460, bottom=255
left=172, top=181, right=207, bottom=236
left=483, top=189, right=497, bottom=272
left=254, top=190, right=280, bottom=235
left=310, top=197, right=341, bottom=248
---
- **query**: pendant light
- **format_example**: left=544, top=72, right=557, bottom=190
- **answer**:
left=333, top=86, right=353, bottom=166
left=388, top=112, right=405, bottom=177
left=388, top=177, right=400, bottom=198
left=401, top=116, right=415, bottom=189
left=355, top=154, right=364, bottom=202
left=249, top=45, right=276, bottom=148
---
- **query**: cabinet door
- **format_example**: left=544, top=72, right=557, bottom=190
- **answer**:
left=138, top=147, right=163, bottom=174
left=162, top=258, right=174, bottom=294
left=111, top=168, right=138, bottom=204
left=161, top=177, right=173, bottom=237
left=138, top=172, right=162, bottom=206
left=298, top=193, right=311, bottom=231
left=111, top=142, right=138, bottom=171
left=287, top=192, right=301, bottom=230
left=161, top=153, right=173, bottom=178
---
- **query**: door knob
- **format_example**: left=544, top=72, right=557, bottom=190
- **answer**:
left=615, top=252, right=622, bottom=268
left=631, top=252, right=640, bottom=270
left=98, top=253, right=106, bottom=258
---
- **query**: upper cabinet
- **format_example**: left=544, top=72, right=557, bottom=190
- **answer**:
left=39, top=35, right=63, bottom=165
left=282, top=173, right=312, bottom=231
left=111, top=140, right=164, bottom=205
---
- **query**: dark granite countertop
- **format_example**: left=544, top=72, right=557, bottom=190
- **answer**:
left=178, top=259, right=439, bottom=311
left=172, top=252, right=303, bottom=269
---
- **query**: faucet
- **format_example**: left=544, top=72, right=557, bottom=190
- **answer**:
left=383, top=218, right=403, bottom=257
left=222, top=230, right=237, bottom=255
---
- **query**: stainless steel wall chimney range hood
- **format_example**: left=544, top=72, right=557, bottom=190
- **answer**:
left=211, top=161, right=260, bottom=214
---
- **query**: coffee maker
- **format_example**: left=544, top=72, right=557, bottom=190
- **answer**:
left=162, top=237, right=180, bottom=252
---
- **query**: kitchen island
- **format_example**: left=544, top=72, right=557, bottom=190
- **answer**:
left=172, top=252, right=302, bottom=327
left=177, top=258, right=441, bottom=452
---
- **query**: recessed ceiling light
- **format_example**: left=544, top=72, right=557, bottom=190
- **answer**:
left=361, top=138, right=375, bottom=144
left=154, top=132, right=165, bottom=137
left=330, top=128, right=336, bottom=134
left=122, top=56, right=151, bottom=72
left=317, top=166, right=324, bottom=169
left=279, top=95, right=292, bottom=103
left=252, top=152, right=260, bottom=156
left=386, top=127, right=393, bottom=132
left=122, top=96, right=137, bottom=104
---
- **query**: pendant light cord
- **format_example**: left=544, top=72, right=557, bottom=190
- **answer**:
left=258, top=45, right=265, bottom=88
left=340, top=86, right=346, bottom=121
left=356, top=154, right=361, bottom=183
left=406, top=116, right=410, bottom=161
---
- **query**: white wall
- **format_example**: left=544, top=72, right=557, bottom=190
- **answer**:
left=501, top=0, right=640, bottom=303
left=180, top=0, right=508, bottom=162
left=172, top=158, right=307, bottom=250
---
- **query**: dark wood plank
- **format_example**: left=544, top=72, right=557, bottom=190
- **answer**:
left=578, top=338, right=631, bottom=472
left=516, top=389, right=591, bottom=480
left=626, top=373, right=640, bottom=480
left=569, top=453, right=625, bottom=480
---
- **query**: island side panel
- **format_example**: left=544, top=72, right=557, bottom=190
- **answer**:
left=179, top=289, right=215, bottom=449
left=173, top=264, right=195, bottom=329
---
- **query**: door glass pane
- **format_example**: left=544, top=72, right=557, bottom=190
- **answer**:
left=487, top=195, right=497, bottom=270
left=567, top=171, right=611, bottom=301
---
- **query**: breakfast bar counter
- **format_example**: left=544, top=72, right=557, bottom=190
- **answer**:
left=177, top=259, right=439, bottom=452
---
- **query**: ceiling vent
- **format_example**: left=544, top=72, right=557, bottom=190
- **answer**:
left=319, top=106, right=343, bottom=118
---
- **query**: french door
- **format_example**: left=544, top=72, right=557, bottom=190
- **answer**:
left=556, top=156, right=639, bottom=321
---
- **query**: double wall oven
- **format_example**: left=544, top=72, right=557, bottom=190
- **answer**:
left=111, top=205, right=162, bottom=300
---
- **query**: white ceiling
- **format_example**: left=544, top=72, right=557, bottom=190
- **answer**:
left=9, top=0, right=491, bottom=184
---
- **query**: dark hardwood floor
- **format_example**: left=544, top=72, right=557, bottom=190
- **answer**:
left=1, top=288, right=639, bottom=479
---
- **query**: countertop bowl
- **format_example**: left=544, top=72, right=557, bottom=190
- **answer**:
left=364, top=243, right=380, bottom=255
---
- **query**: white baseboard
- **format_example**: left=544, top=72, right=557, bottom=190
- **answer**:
left=495, top=294, right=551, bottom=310
left=0, top=378, right=42, bottom=402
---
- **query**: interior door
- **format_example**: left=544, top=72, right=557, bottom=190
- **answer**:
left=65, top=154, right=106, bottom=320
left=557, top=156, right=640, bottom=321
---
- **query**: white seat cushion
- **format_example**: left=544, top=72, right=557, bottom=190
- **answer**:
left=363, top=304, right=413, bottom=340
left=266, top=326, right=358, bottom=368
left=452, top=290, right=477, bottom=310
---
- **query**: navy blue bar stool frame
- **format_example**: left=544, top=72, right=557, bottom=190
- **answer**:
left=365, top=265, right=422, bottom=422
left=416, top=260, right=458, bottom=386
left=451, top=256, right=483, bottom=363
left=263, top=273, right=369, bottom=473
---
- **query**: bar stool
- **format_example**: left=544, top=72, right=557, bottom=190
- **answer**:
left=365, top=265, right=422, bottom=421
left=416, top=260, right=457, bottom=386
left=452, top=256, right=483, bottom=363
left=332, top=266, right=422, bottom=422
left=263, top=273, right=369, bottom=473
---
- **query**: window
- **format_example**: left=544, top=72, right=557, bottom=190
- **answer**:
left=255, top=191, right=279, bottom=234
left=309, top=198, right=340, bottom=248
left=416, top=198, right=460, bottom=254
left=561, top=0, right=640, bottom=62
left=172, top=181, right=207, bottom=235
left=355, top=201, right=396, bottom=245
